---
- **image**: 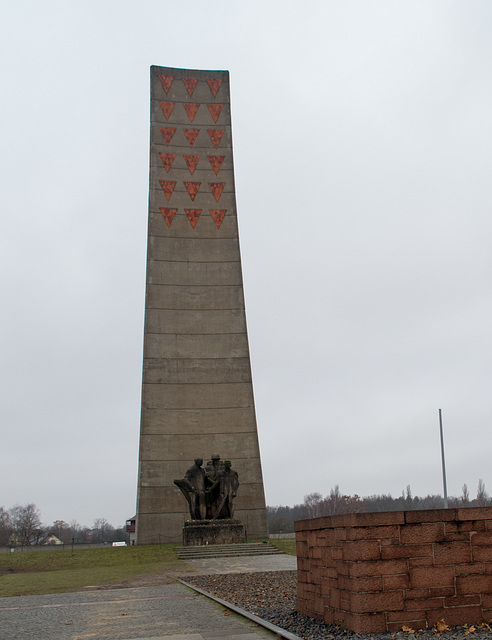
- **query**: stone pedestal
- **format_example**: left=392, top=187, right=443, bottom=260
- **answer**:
left=183, top=519, right=245, bottom=546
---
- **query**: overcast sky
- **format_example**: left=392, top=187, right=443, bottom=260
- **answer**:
left=1, top=1, right=492, bottom=528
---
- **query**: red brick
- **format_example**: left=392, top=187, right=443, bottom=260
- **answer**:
left=405, top=596, right=443, bottom=609
left=455, top=563, right=485, bottom=576
left=408, top=556, right=434, bottom=567
left=387, top=608, right=427, bottom=623
left=457, top=507, right=492, bottom=521
left=426, top=605, right=483, bottom=628
left=311, top=567, right=322, bottom=584
left=381, top=543, right=432, bottom=560
left=380, top=537, right=401, bottom=546
left=387, top=618, right=427, bottom=632
left=405, top=587, right=429, bottom=598
left=297, top=568, right=309, bottom=582
left=457, top=574, right=492, bottom=595
left=444, top=594, right=481, bottom=606
left=472, top=531, right=492, bottom=546
left=348, top=559, right=407, bottom=577
left=341, top=540, right=380, bottom=561
left=333, top=527, right=347, bottom=541
left=323, top=608, right=334, bottom=624
left=321, top=566, right=338, bottom=579
left=383, top=574, right=409, bottom=590
left=346, top=525, right=399, bottom=541
left=295, top=597, right=307, bottom=614
left=405, top=508, right=458, bottom=523
left=400, top=522, right=444, bottom=544
left=310, top=545, right=322, bottom=559
left=329, top=587, right=340, bottom=608
left=410, top=565, right=454, bottom=588
left=482, top=594, right=492, bottom=608
left=430, top=586, right=455, bottom=597
left=338, top=575, right=382, bottom=592
left=434, top=541, right=471, bottom=565
left=340, top=591, right=350, bottom=609
left=473, top=547, right=492, bottom=562
left=335, top=511, right=405, bottom=528
left=444, top=532, right=471, bottom=542
left=446, top=520, right=486, bottom=533
left=345, top=612, right=386, bottom=634
left=350, top=590, right=403, bottom=613
left=321, top=578, right=335, bottom=596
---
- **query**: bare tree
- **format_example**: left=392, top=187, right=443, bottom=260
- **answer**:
left=10, top=504, right=43, bottom=545
left=0, top=507, right=12, bottom=546
left=302, top=493, right=324, bottom=519
left=476, top=479, right=489, bottom=507
left=92, top=517, right=114, bottom=542
left=50, top=520, right=71, bottom=543
left=461, top=484, right=470, bottom=506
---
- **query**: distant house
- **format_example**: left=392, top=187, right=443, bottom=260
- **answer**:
left=42, top=534, right=63, bottom=545
left=126, top=516, right=136, bottom=545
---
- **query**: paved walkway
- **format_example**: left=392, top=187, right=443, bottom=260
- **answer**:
left=0, top=555, right=297, bottom=640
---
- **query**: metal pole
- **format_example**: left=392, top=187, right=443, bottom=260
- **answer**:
left=439, top=409, right=448, bottom=508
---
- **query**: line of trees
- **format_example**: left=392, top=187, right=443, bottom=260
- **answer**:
left=267, top=480, right=491, bottom=534
left=0, top=504, right=127, bottom=547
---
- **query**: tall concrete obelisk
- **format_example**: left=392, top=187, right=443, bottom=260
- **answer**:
left=136, top=66, right=268, bottom=544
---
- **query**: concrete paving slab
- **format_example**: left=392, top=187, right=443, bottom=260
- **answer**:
left=0, top=584, right=277, bottom=640
left=185, top=554, right=297, bottom=575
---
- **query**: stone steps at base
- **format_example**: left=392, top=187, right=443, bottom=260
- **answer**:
left=177, top=542, right=284, bottom=560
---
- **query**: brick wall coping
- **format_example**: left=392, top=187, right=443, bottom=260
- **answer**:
left=294, top=506, right=492, bottom=532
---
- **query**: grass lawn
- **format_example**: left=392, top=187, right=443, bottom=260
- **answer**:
left=268, top=538, right=296, bottom=556
left=0, top=538, right=298, bottom=598
left=0, top=545, right=184, bottom=598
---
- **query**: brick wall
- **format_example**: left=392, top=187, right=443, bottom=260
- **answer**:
left=295, top=507, right=492, bottom=634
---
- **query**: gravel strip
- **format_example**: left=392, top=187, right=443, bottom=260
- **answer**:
left=184, top=570, right=492, bottom=640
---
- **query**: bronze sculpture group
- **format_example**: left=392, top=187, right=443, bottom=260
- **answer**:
left=174, top=454, right=239, bottom=521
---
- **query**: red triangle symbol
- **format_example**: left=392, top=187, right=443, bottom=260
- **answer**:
left=159, top=180, right=176, bottom=200
left=185, top=209, right=202, bottom=229
left=184, top=182, right=201, bottom=201
left=184, top=155, right=200, bottom=175
left=183, top=128, right=200, bottom=147
left=159, top=101, right=175, bottom=120
left=207, top=129, right=224, bottom=148
left=206, top=79, right=222, bottom=97
left=159, top=127, right=176, bottom=145
left=210, top=209, right=226, bottom=229
left=158, top=74, right=174, bottom=93
left=183, top=77, right=199, bottom=96
left=209, top=182, right=225, bottom=202
left=160, top=208, right=177, bottom=227
left=159, top=153, right=176, bottom=172
left=207, top=155, right=225, bottom=175
left=206, top=104, right=223, bottom=123
left=183, top=103, right=200, bottom=122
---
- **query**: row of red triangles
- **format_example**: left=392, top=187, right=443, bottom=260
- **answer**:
left=159, top=101, right=223, bottom=123
left=160, top=208, right=226, bottom=229
left=158, top=75, right=222, bottom=98
left=159, top=127, right=224, bottom=148
left=160, top=153, right=224, bottom=175
left=160, top=181, right=225, bottom=202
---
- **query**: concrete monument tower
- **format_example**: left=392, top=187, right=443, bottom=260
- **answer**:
left=136, top=66, right=268, bottom=544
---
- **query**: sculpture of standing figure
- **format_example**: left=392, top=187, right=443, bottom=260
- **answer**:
left=173, top=457, right=206, bottom=520
left=218, top=460, right=239, bottom=518
left=175, top=454, right=239, bottom=520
